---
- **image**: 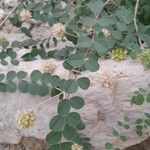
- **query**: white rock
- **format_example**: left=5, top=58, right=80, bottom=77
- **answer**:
left=4, top=0, right=17, bottom=8
left=0, top=9, right=5, bottom=20
left=0, top=57, right=150, bottom=150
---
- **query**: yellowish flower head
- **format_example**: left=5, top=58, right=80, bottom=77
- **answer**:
left=42, top=59, right=56, bottom=73
left=20, top=9, right=32, bottom=22
left=51, top=23, right=66, bottom=38
left=112, top=48, right=128, bottom=61
left=102, top=28, right=111, bottom=38
left=138, top=48, right=150, bottom=68
left=16, top=110, right=36, bottom=129
left=99, top=71, right=117, bottom=89
left=0, top=36, right=6, bottom=44
left=71, top=144, right=83, bottom=150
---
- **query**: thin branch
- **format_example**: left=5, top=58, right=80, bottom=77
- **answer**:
left=0, top=3, right=20, bottom=28
left=36, top=92, right=64, bottom=108
left=134, top=0, right=144, bottom=49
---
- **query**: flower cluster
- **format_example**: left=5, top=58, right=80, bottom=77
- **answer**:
left=50, top=23, right=66, bottom=38
left=71, top=143, right=83, bottom=150
left=102, top=28, right=111, bottom=38
left=20, top=9, right=32, bottom=22
left=112, top=48, right=128, bottom=61
left=42, top=59, right=56, bottom=73
left=138, top=48, right=150, bottom=68
left=16, top=110, right=36, bottom=129
left=0, top=36, right=6, bottom=44
left=99, top=71, right=117, bottom=89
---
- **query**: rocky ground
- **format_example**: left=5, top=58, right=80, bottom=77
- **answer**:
left=0, top=0, right=150, bottom=150
left=0, top=137, right=150, bottom=150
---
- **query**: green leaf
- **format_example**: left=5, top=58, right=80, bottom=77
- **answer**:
left=115, top=7, right=132, bottom=24
left=70, top=96, right=84, bottom=110
left=65, top=29, right=78, bottom=45
left=1, top=60, right=8, bottom=66
left=48, top=144, right=60, bottom=150
left=0, top=83, right=6, bottom=92
left=2, top=41, right=9, bottom=49
left=146, top=93, right=150, bottom=103
left=6, top=82, right=17, bottom=92
left=63, top=126, right=77, bottom=140
left=124, top=124, right=130, bottom=129
left=88, top=0, right=104, bottom=14
left=77, top=121, right=86, bottom=130
left=43, top=4, right=52, bottom=14
left=66, top=112, right=81, bottom=127
left=85, top=59, right=100, bottom=72
left=17, top=71, right=27, bottom=80
left=63, top=60, right=73, bottom=71
left=0, top=51, right=7, bottom=59
left=11, top=59, right=19, bottom=66
left=145, top=119, right=150, bottom=126
left=7, top=71, right=16, bottom=81
left=38, top=85, right=49, bottom=96
left=117, top=121, right=123, bottom=126
left=116, top=22, right=128, bottom=31
left=82, top=17, right=96, bottom=26
left=97, top=17, right=112, bottom=26
left=40, top=13, right=49, bottom=23
left=112, top=130, right=119, bottom=137
left=41, top=73, right=51, bottom=84
left=30, top=70, right=41, bottom=82
left=136, top=125, right=143, bottom=130
left=61, top=142, right=72, bottom=150
left=105, top=143, right=113, bottom=149
left=28, top=82, right=39, bottom=95
left=145, top=113, right=150, bottom=119
left=57, top=99, right=71, bottom=116
left=94, top=38, right=108, bottom=55
left=20, top=27, right=32, bottom=38
left=33, top=11, right=41, bottom=21
left=18, top=80, right=29, bottom=93
left=136, top=129, right=143, bottom=136
left=136, top=119, right=143, bottom=124
left=78, top=36, right=93, bottom=48
left=34, top=2, right=44, bottom=11
left=7, top=50, right=17, bottom=59
left=131, top=94, right=145, bottom=105
left=0, top=74, right=5, bottom=81
left=77, top=77, right=90, bottom=90
left=124, top=116, right=130, bottom=122
left=64, top=80, right=78, bottom=94
left=46, top=131, right=62, bottom=146
left=49, top=115, right=66, bottom=132
left=51, top=88, right=61, bottom=97
left=50, top=75, right=61, bottom=87
left=59, top=13, right=70, bottom=22
left=120, top=136, right=128, bottom=142
left=67, top=54, right=84, bottom=68
left=11, top=41, right=22, bottom=48
left=111, top=30, right=122, bottom=40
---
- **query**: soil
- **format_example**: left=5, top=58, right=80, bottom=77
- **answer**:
left=0, top=137, right=150, bottom=150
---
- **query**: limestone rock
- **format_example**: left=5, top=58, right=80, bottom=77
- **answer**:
left=0, top=8, right=5, bottom=20
left=0, top=56, right=150, bottom=150
left=4, top=0, right=17, bottom=8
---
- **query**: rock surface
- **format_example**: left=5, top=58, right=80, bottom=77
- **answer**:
left=0, top=8, right=5, bottom=20
left=0, top=51, right=150, bottom=149
left=3, top=0, right=18, bottom=8
left=0, top=4, right=150, bottom=149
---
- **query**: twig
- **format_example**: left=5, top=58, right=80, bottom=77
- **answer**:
left=134, top=0, right=144, bottom=49
left=36, top=92, right=63, bottom=108
left=0, top=3, right=20, bottom=28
